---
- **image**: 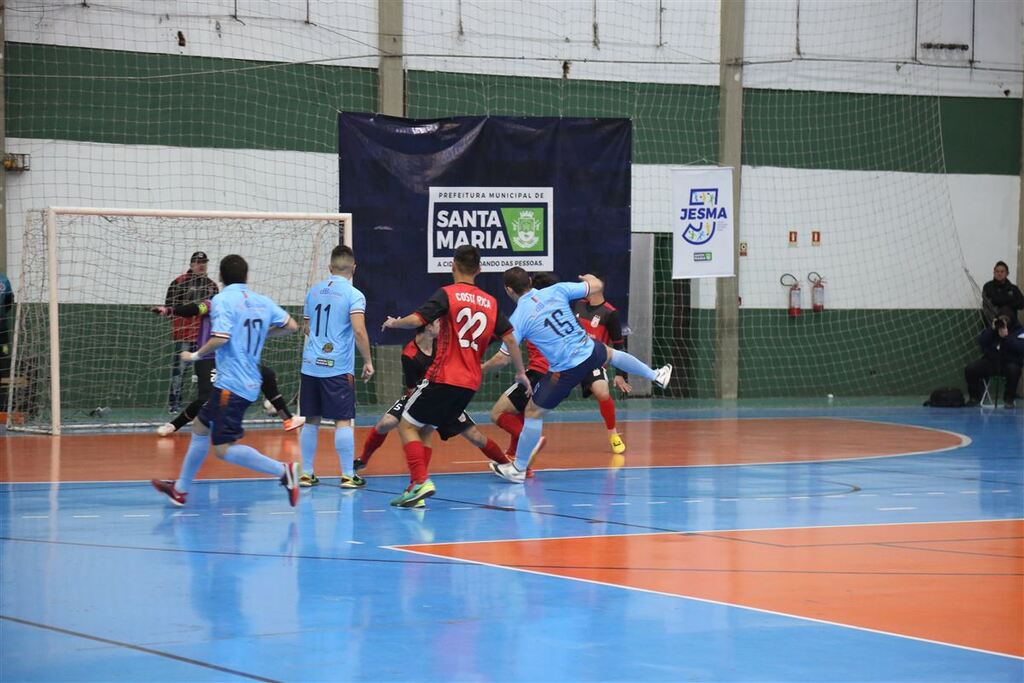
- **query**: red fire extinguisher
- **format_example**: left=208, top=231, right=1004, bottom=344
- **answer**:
left=808, top=271, right=825, bottom=313
left=780, top=273, right=801, bottom=317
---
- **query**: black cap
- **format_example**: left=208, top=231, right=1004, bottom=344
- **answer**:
left=190, top=251, right=209, bottom=263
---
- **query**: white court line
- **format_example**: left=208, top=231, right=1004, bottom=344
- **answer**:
left=892, top=493, right=913, bottom=497
left=648, top=501, right=667, bottom=505
left=222, top=513, right=247, bottom=516
left=877, top=507, right=917, bottom=511
left=960, top=490, right=978, bottom=494
left=347, top=540, right=364, bottom=545
left=610, top=502, right=629, bottom=506
left=316, top=510, right=343, bottom=514
left=173, top=512, right=199, bottom=517
left=925, top=492, right=946, bottom=496
left=72, top=515, right=98, bottom=518
left=788, top=496, right=810, bottom=500
left=386, top=542, right=1021, bottom=662
left=530, top=504, right=554, bottom=509
left=364, top=509, right=386, bottom=513
left=571, top=504, right=593, bottom=508
left=21, top=515, right=48, bottom=519
left=122, top=514, right=150, bottom=518
left=755, top=497, right=776, bottom=501
left=449, top=507, right=472, bottom=510
left=992, top=490, right=1011, bottom=493
left=269, top=511, right=294, bottom=515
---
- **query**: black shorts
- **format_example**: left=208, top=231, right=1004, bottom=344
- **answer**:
left=386, top=392, right=412, bottom=421
left=195, top=359, right=215, bottom=404
left=579, top=365, right=609, bottom=399
left=533, top=343, right=608, bottom=410
left=402, top=381, right=477, bottom=441
left=502, top=369, right=546, bottom=413
left=197, top=387, right=251, bottom=445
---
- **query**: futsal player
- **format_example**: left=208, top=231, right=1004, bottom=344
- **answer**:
left=381, top=245, right=529, bottom=507
left=572, top=274, right=631, bottom=454
left=355, top=318, right=520, bottom=478
left=151, top=254, right=301, bottom=507
left=297, top=245, right=375, bottom=489
left=150, top=301, right=304, bottom=435
left=491, top=267, right=672, bottom=483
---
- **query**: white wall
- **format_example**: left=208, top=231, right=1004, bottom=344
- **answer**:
left=634, top=164, right=1019, bottom=309
left=7, top=0, right=1022, bottom=97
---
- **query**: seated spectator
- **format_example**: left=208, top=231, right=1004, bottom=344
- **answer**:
left=965, top=307, right=1024, bottom=408
left=981, top=261, right=1024, bottom=324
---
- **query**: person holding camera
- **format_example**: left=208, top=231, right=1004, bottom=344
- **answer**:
left=981, top=261, right=1024, bottom=324
left=965, top=307, right=1024, bottom=408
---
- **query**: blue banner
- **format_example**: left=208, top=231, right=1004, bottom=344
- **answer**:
left=339, top=113, right=631, bottom=344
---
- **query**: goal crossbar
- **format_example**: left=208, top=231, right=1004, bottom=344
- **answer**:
left=10, top=207, right=352, bottom=434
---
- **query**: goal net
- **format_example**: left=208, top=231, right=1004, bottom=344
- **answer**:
left=6, top=0, right=1010, bottom=416
left=8, top=208, right=348, bottom=434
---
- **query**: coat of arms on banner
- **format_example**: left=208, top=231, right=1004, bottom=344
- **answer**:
left=503, top=208, right=545, bottom=251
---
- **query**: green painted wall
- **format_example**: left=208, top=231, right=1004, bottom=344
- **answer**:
left=7, top=43, right=1020, bottom=174
left=5, top=44, right=1018, bottom=406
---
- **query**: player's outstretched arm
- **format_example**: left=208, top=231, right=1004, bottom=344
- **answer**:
left=382, top=313, right=426, bottom=331
left=579, top=274, right=603, bottom=298
left=481, top=348, right=512, bottom=374
left=267, top=316, right=299, bottom=338
left=501, top=330, right=531, bottom=396
left=351, top=312, right=375, bottom=382
left=182, top=336, right=228, bottom=362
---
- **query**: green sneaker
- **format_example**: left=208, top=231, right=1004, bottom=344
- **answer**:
left=299, top=472, right=320, bottom=488
left=340, top=474, right=366, bottom=489
left=389, top=479, right=436, bottom=507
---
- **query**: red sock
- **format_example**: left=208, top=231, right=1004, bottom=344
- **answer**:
left=360, top=429, right=387, bottom=463
left=480, top=438, right=511, bottom=464
left=403, top=441, right=428, bottom=484
left=496, top=412, right=525, bottom=456
left=598, top=397, right=616, bottom=430
left=423, top=446, right=433, bottom=470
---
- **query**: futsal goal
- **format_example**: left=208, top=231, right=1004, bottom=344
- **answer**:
left=7, top=207, right=350, bottom=434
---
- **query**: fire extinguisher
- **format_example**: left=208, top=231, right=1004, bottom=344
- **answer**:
left=808, top=271, right=825, bottom=313
left=780, top=273, right=801, bottom=317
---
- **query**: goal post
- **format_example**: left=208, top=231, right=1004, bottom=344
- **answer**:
left=8, top=207, right=352, bottom=434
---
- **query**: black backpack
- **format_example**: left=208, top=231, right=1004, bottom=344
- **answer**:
left=923, top=387, right=965, bottom=407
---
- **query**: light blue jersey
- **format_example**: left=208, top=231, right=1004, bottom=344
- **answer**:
left=210, top=283, right=291, bottom=402
left=507, top=281, right=594, bottom=372
left=302, top=275, right=366, bottom=378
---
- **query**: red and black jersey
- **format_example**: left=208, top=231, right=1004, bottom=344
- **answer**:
left=573, top=299, right=624, bottom=349
left=165, top=272, right=219, bottom=342
left=414, top=283, right=512, bottom=390
left=525, top=341, right=550, bottom=374
left=400, top=337, right=434, bottom=393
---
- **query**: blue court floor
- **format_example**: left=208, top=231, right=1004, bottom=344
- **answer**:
left=1, top=405, right=1022, bottom=682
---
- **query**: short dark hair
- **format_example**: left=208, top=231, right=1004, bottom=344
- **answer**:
left=530, top=271, right=559, bottom=289
left=220, top=254, right=248, bottom=285
left=453, top=245, right=481, bottom=275
left=995, top=261, right=1009, bottom=271
left=503, top=266, right=532, bottom=294
left=331, top=245, right=355, bottom=271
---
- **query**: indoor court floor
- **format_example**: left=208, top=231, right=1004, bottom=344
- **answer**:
left=1, top=405, right=1022, bottom=682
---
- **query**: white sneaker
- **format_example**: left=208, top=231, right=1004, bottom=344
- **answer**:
left=491, top=461, right=526, bottom=484
left=283, top=415, right=306, bottom=431
left=156, top=422, right=176, bottom=437
left=653, top=364, right=673, bottom=390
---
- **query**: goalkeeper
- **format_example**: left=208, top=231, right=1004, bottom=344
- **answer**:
left=150, top=301, right=305, bottom=435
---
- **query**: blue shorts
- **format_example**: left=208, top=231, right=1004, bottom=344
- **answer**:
left=300, top=373, right=355, bottom=421
left=533, top=343, right=608, bottom=410
left=197, top=387, right=252, bottom=445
